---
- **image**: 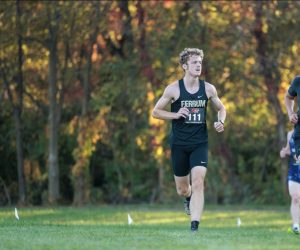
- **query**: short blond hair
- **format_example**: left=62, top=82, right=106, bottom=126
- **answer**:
left=179, top=48, right=204, bottom=66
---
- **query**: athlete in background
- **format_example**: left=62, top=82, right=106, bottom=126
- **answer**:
left=285, top=76, right=300, bottom=234
left=280, top=130, right=300, bottom=234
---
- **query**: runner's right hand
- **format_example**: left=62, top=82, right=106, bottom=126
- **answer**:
left=280, top=148, right=287, bottom=158
left=289, top=112, right=298, bottom=125
left=176, top=107, right=189, bottom=119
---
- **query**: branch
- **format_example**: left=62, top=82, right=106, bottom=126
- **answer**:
left=23, top=36, right=48, bottom=48
left=24, top=89, right=48, bottom=114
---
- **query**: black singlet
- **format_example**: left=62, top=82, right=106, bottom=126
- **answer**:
left=170, top=79, right=209, bottom=145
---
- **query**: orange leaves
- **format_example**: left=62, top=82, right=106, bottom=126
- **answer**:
left=163, top=0, right=175, bottom=9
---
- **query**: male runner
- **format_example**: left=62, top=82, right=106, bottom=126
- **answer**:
left=152, top=48, right=226, bottom=231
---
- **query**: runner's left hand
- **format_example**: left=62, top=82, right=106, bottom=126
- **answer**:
left=214, top=121, right=224, bottom=133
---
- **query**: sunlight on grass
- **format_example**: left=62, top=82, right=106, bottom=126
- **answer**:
left=0, top=208, right=59, bottom=224
left=0, top=205, right=299, bottom=250
left=0, top=206, right=291, bottom=228
left=0, top=209, right=57, bottom=217
left=45, top=217, right=188, bottom=226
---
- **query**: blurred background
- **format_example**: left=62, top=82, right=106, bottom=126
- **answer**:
left=0, top=0, right=299, bottom=206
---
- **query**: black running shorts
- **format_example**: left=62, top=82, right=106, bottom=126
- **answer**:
left=171, top=143, right=208, bottom=177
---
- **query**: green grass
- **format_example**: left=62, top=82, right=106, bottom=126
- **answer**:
left=0, top=204, right=299, bottom=250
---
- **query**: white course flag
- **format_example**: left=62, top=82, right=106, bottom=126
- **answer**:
left=15, top=207, right=19, bottom=220
left=237, top=217, right=241, bottom=227
left=127, top=214, right=133, bottom=225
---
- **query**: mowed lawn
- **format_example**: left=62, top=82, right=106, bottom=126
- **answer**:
left=0, top=204, right=299, bottom=250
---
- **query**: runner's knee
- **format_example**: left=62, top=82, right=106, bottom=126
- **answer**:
left=191, top=177, right=204, bottom=191
left=291, top=194, right=300, bottom=204
left=176, top=186, right=190, bottom=197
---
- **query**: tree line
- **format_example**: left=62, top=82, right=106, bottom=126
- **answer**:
left=0, top=0, right=300, bottom=206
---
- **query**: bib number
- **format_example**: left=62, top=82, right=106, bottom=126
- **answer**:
left=185, top=108, right=205, bottom=124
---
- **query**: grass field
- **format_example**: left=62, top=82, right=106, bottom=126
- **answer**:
left=0, top=204, right=299, bottom=250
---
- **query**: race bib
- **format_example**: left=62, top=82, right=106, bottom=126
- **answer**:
left=185, top=107, right=205, bottom=124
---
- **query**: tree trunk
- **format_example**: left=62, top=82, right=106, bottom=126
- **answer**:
left=81, top=2, right=99, bottom=116
left=14, top=108, right=26, bottom=204
left=15, top=0, right=26, bottom=205
left=73, top=172, right=87, bottom=206
left=136, top=1, right=164, bottom=202
left=266, top=81, right=287, bottom=194
left=73, top=3, right=101, bottom=206
left=0, top=177, right=11, bottom=205
left=81, top=62, right=90, bottom=116
left=47, top=5, right=60, bottom=203
left=253, top=2, right=287, bottom=195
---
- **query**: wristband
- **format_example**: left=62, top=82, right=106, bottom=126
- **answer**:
left=218, top=120, right=224, bottom=125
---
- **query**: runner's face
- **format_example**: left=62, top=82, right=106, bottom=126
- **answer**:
left=186, top=55, right=202, bottom=77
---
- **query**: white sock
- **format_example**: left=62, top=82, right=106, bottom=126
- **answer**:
left=293, top=223, right=299, bottom=229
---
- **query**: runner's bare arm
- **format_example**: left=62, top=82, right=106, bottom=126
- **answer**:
left=209, top=84, right=226, bottom=123
left=286, top=131, right=293, bottom=155
left=152, top=84, right=189, bottom=120
left=280, top=131, right=292, bottom=158
left=285, top=92, right=298, bottom=124
left=206, top=84, right=226, bottom=132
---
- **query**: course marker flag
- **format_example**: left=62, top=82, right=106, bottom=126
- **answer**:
left=15, top=208, right=19, bottom=220
left=128, top=214, right=133, bottom=225
left=237, top=217, right=241, bottom=227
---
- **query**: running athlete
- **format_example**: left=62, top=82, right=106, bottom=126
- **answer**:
left=280, top=130, right=300, bottom=234
left=285, top=76, right=300, bottom=158
left=152, top=48, right=226, bottom=231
